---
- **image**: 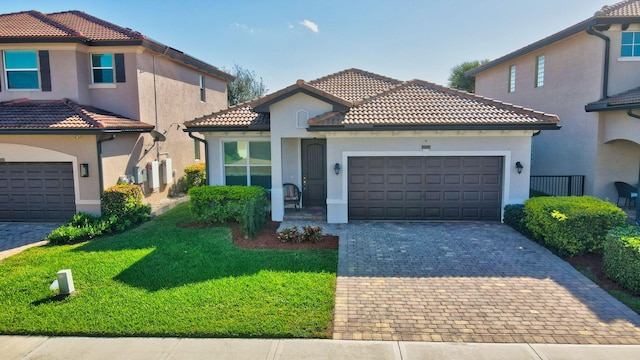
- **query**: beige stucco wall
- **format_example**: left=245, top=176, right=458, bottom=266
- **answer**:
left=475, top=31, right=604, bottom=196
left=135, top=50, right=228, bottom=202
left=0, top=135, right=101, bottom=214
left=606, top=24, right=640, bottom=95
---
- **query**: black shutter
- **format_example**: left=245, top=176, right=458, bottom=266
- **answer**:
left=39, top=50, right=51, bottom=91
left=115, top=53, right=126, bottom=83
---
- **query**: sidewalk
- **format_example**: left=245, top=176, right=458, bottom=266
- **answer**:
left=2, top=336, right=639, bottom=360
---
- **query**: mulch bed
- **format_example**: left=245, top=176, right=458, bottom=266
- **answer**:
left=565, top=253, right=636, bottom=296
left=178, top=220, right=338, bottom=250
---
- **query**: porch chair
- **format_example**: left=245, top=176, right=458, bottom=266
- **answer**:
left=283, top=183, right=301, bottom=210
left=614, top=181, right=638, bottom=208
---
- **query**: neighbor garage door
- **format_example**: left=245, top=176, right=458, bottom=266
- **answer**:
left=348, top=156, right=502, bottom=221
left=0, top=162, right=76, bottom=222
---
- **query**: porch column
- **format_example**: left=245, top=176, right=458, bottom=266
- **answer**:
left=271, top=137, right=284, bottom=221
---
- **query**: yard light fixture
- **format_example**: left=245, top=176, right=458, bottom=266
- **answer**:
left=334, top=163, right=341, bottom=175
left=515, top=161, right=524, bottom=174
left=80, top=163, right=89, bottom=177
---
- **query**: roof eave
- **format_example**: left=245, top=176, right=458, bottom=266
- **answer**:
left=585, top=102, right=640, bottom=112
left=466, top=16, right=639, bottom=77
left=183, top=125, right=270, bottom=133
left=0, top=127, right=153, bottom=135
left=307, top=123, right=561, bottom=132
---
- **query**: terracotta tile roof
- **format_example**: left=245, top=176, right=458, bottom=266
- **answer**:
left=308, top=68, right=402, bottom=102
left=184, top=103, right=270, bottom=130
left=308, top=80, right=559, bottom=127
left=185, top=70, right=559, bottom=131
left=0, top=98, right=153, bottom=132
left=586, top=86, right=640, bottom=111
left=0, top=10, right=142, bottom=41
left=597, top=0, right=640, bottom=17
left=468, top=1, right=640, bottom=77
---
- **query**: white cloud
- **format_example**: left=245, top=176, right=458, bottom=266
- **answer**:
left=233, top=22, right=254, bottom=34
left=299, top=19, right=319, bottom=33
left=287, top=23, right=294, bottom=29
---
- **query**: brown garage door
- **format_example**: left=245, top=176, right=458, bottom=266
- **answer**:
left=348, top=156, right=502, bottom=221
left=0, top=162, right=76, bottom=222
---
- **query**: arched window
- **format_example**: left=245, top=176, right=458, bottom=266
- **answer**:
left=296, top=110, right=309, bottom=128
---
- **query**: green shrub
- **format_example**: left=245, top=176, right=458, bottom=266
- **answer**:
left=48, top=213, right=116, bottom=245
left=604, top=226, right=640, bottom=295
left=189, top=186, right=268, bottom=238
left=278, top=226, right=323, bottom=243
left=524, top=196, right=626, bottom=257
left=48, top=185, right=150, bottom=245
left=101, top=184, right=151, bottom=226
left=503, top=204, right=530, bottom=237
left=278, top=226, right=304, bottom=243
left=184, top=163, right=206, bottom=191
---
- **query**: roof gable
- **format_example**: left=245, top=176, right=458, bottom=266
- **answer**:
left=251, top=80, right=352, bottom=113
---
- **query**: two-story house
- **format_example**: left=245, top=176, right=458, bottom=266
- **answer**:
left=0, top=10, right=233, bottom=221
left=468, top=0, right=640, bottom=202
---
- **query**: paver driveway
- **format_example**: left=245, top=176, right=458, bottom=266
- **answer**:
left=329, top=222, right=640, bottom=344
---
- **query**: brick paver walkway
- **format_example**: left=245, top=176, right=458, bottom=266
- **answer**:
left=329, top=222, right=640, bottom=344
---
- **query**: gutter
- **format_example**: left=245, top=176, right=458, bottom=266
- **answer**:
left=628, top=109, right=640, bottom=120
left=586, top=25, right=611, bottom=99
left=188, top=132, right=210, bottom=186
left=96, top=134, right=116, bottom=195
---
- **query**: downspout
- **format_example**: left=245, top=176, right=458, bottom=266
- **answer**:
left=627, top=109, right=640, bottom=120
left=586, top=25, right=610, bottom=99
left=97, top=134, right=116, bottom=194
left=188, top=132, right=210, bottom=185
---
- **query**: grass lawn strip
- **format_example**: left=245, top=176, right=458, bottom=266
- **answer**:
left=0, top=204, right=337, bottom=338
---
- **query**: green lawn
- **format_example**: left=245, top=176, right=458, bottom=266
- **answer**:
left=0, top=204, right=337, bottom=338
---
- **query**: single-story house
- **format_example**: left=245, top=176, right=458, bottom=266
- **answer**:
left=184, top=69, right=560, bottom=223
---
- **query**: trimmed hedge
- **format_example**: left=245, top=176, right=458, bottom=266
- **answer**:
left=503, top=204, right=530, bottom=237
left=189, top=186, right=269, bottom=238
left=604, top=226, right=640, bottom=295
left=183, top=163, right=206, bottom=191
left=523, top=196, right=626, bottom=257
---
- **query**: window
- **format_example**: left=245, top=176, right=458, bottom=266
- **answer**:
left=4, top=50, right=39, bottom=90
left=508, top=65, right=516, bottom=93
left=621, top=32, right=640, bottom=57
left=535, top=55, right=545, bottom=87
left=223, top=141, right=271, bottom=188
left=91, top=54, right=114, bottom=83
left=194, top=139, right=201, bottom=160
left=199, top=75, right=206, bottom=102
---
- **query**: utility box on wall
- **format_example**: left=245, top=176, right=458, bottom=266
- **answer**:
left=160, top=158, right=173, bottom=185
left=133, top=166, right=147, bottom=184
left=147, top=161, right=160, bottom=189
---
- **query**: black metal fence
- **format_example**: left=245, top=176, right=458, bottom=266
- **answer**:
left=530, top=175, right=585, bottom=196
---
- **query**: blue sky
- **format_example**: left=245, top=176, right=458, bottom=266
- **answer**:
left=6, top=0, right=609, bottom=91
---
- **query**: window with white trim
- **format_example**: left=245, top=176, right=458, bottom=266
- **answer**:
left=223, top=141, right=271, bottom=188
left=91, top=53, right=114, bottom=83
left=535, top=55, right=545, bottom=88
left=4, top=50, right=39, bottom=90
left=621, top=32, right=640, bottom=57
left=508, top=65, right=516, bottom=93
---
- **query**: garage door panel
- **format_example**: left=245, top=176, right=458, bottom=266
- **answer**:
left=349, top=156, right=502, bottom=221
left=0, top=162, right=75, bottom=222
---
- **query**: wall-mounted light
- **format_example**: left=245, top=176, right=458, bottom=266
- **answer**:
left=515, top=161, right=524, bottom=175
left=80, top=163, right=89, bottom=178
left=334, top=163, right=341, bottom=175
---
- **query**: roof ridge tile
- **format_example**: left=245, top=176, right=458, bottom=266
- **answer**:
left=26, top=10, right=83, bottom=37
left=48, top=10, right=145, bottom=40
